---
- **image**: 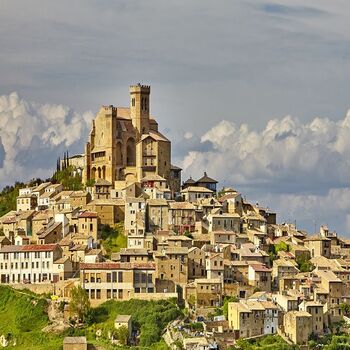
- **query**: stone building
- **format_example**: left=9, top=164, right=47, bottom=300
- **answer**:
left=83, top=84, right=180, bottom=194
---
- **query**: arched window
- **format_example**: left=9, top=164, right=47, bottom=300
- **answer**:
left=126, top=138, right=136, bottom=166
left=116, top=142, right=123, bottom=165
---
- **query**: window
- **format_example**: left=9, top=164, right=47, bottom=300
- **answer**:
left=96, top=273, right=101, bottom=283
left=112, top=272, right=117, bottom=282
left=107, top=273, right=111, bottom=283
left=118, top=271, right=123, bottom=282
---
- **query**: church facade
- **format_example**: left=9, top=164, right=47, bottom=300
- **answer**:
left=83, top=84, right=179, bottom=193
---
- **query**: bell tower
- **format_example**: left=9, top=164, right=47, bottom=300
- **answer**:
left=130, top=84, right=150, bottom=139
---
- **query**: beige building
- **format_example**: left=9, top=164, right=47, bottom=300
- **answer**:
left=154, top=247, right=189, bottom=290
left=248, top=263, right=272, bottom=292
left=207, top=212, right=241, bottom=233
left=299, top=301, right=325, bottom=335
left=16, top=194, right=37, bottom=212
left=168, top=202, right=196, bottom=234
left=147, top=198, right=169, bottom=232
left=86, top=198, right=125, bottom=227
left=115, top=315, right=132, bottom=342
left=63, top=337, right=87, bottom=350
left=83, top=85, right=176, bottom=190
left=78, top=211, right=98, bottom=240
left=305, top=235, right=331, bottom=258
left=188, top=247, right=206, bottom=280
left=80, top=261, right=158, bottom=305
left=284, top=311, right=312, bottom=345
left=185, top=278, right=222, bottom=309
left=181, top=186, right=213, bottom=203
left=228, top=300, right=265, bottom=338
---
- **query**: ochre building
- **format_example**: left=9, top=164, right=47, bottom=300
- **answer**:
left=83, top=84, right=178, bottom=192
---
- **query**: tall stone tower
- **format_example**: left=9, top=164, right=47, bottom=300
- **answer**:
left=130, top=84, right=150, bottom=140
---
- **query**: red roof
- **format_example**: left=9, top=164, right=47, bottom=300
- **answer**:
left=79, top=211, right=98, bottom=219
left=250, top=264, right=271, bottom=272
left=3, top=217, right=16, bottom=224
left=0, top=244, right=59, bottom=253
left=22, top=244, right=59, bottom=252
left=80, top=262, right=156, bottom=270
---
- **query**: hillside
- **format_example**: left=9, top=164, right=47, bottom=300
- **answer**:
left=0, top=286, right=180, bottom=349
left=0, top=286, right=62, bottom=350
left=0, top=179, right=46, bottom=218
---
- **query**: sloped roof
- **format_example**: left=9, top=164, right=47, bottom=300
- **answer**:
left=197, top=172, right=218, bottom=184
left=183, top=177, right=196, bottom=185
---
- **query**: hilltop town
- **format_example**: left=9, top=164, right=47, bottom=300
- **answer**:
left=1, top=85, right=350, bottom=350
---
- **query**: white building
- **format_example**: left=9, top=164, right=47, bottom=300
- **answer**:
left=261, top=301, right=279, bottom=335
left=0, top=244, right=63, bottom=283
left=181, top=186, right=213, bottom=203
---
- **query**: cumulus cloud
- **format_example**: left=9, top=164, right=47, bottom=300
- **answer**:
left=0, top=92, right=93, bottom=187
left=181, top=112, right=350, bottom=234
left=183, top=113, right=350, bottom=193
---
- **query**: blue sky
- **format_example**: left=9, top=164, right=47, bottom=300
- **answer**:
left=1, top=0, right=350, bottom=234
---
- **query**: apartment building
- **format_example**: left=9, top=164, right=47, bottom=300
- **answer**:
left=284, top=311, right=312, bottom=345
left=0, top=244, right=63, bottom=283
left=228, top=301, right=265, bottom=338
left=185, top=278, right=222, bottom=309
left=80, top=261, right=156, bottom=304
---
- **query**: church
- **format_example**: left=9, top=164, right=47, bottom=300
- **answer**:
left=83, top=84, right=181, bottom=196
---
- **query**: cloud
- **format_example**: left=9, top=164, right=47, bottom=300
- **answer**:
left=183, top=113, right=350, bottom=193
left=181, top=112, right=350, bottom=234
left=261, top=3, right=327, bottom=17
left=0, top=92, right=93, bottom=187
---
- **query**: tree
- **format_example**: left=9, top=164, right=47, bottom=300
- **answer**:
left=340, top=303, right=350, bottom=316
left=188, top=294, right=196, bottom=309
left=115, top=325, right=129, bottom=345
left=296, top=255, right=314, bottom=272
left=69, top=285, right=91, bottom=323
left=222, top=296, right=239, bottom=318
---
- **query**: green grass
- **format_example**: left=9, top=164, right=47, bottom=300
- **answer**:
left=0, top=286, right=177, bottom=349
left=0, top=286, right=63, bottom=349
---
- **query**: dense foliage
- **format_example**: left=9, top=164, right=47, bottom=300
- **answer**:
left=296, top=255, right=314, bottom=272
left=89, top=298, right=181, bottom=347
left=323, top=335, right=350, bottom=350
left=268, top=242, right=290, bottom=264
left=230, top=335, right=298, bottom=350
left=52, top=165, right=83, bottom=191
left=0, top=184, right=19, bottom=217
left=69, top=285, right=91, bottom=323
left=100, top=223, right=127, bottom=257
left=0, top=286, right=179, bottom=349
